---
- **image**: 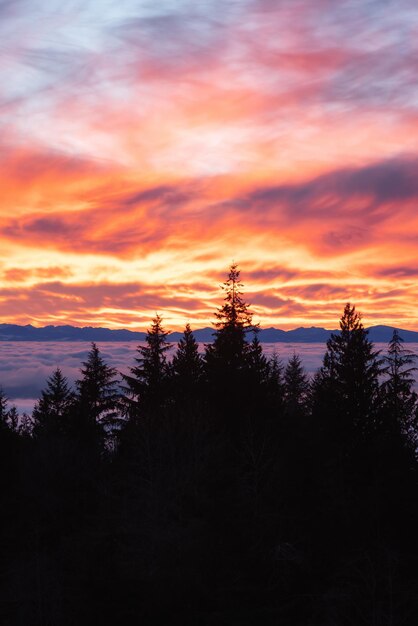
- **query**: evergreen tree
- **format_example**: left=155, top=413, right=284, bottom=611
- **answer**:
left=205, top=264, right=256, bottom=377
left=171, top=323, right=203, bottom=389
left=0, top=388, right=10, bottom=431
left=32, top=367, right=74, bottom=437
left=246, top=333, right=269, bottom=385
left=75, top=343, right=119, bottom=439
left=122, top=314, right=171, bottom=417
left=0, top=389, right=19, bottom=433
left=314, top=303, right=382, bottom=438
left=381, top=329, right=417, bottom=443
left=265, top=352, right=285, bottom=411
left=284, top=353, right=309, bottom=417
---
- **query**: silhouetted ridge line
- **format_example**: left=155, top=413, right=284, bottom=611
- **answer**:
left=0, top=323, right=417, bottom=342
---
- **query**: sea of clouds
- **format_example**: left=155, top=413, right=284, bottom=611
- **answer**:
left=2, top=341, right=416, bottom=415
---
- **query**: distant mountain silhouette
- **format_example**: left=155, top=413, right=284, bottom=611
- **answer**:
left=0, top=323, right=417, bottom=342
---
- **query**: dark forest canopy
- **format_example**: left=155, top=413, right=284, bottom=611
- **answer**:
left=2, top=265, right=418, bottom=626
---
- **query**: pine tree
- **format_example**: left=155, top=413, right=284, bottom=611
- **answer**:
left=265, top=352, right=285, bottom=409
left=381, top=329, right=417, bottom=443
left=76, top=342, right=119, bottom=432
left=0, top=389, right=19, bottom=433
left=33, top=368, right=74, bottom=437
left=171, top=323, right=203, bottom=388
left=205, top=264, right=256, bottom=377
left=122, top=314, right=171, bottom=418
left=0, top=389, right=10, bottom=431
left=246, top=333, right=269, bottom=385
left=314, top=303, right=382, bottom=438
left=284, top=353, right=309, bottom=417
left=7, top=406, right=19, bottom=433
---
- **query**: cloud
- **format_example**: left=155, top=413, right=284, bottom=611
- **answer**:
left=3, top=266, right=72, bottom=282
left=372, top=266, right=418, bottom=279
left=1, top=155, right=417, bottom=260
left=247, top=157, right=418, bottom=215
left=0, top=340, right=329, bottom=411
left=0, top=0, right=416, bottom=331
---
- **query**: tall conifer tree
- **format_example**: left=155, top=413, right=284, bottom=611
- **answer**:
left=284, top=353, right=309, bottom=417
left=75, top=342, right=119, bottom=441
left=122, top=314, right=171, bottom=417
left=172, top=323, right=203, bottom=388
left=381, top=329, right=417, bottom=444
left=205, top=264, right=256, bottom=377
left=313, top=303, right=382, bottom=438
left=33, top=368, right=74, bottom=437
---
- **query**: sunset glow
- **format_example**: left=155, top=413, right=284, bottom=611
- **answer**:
left=1, top=0, right=417, bottom=330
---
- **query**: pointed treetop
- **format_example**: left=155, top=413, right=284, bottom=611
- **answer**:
left=121, top=314, right=172, bottom=415
left=339, top=302, right=363, bottom=334
left=33, top=367, right=74, bottom=437
left=214, top=263, right=256, bottom=332
left=76, top=342, right=119, bottom=422
left=172, top=323, right=203, bottom=383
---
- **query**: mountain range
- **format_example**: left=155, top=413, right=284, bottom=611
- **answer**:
left=0, top=323, right=417, bottom=343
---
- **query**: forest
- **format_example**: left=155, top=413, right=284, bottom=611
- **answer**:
left=1, top=265, right=418, bottom=625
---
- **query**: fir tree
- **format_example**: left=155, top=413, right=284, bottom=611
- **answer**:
left=122, top=314, right=171, bottom=417
left=7, top=406, right=19, bottom=433
left=0, top=389, right=10, bottom=431
left=33, top=368, right=74, bottom=437
left=76, top=342, right=119, bottom=433
left=0, top=389, right=21, bottom=434
left=284, top=353, right=309, bottom=417
left=265, top=352, right=285, bottom=410
left=205, top=264, right=256, bottom=376
left=382, top=329, right=417, bottom=443
left=315, top=303, right=382, bottom=437
left=171, top=323, right=203, bottom=388
left=0, top=389, right=19, bottom=433
left=246, top=333, right=270, bottom=385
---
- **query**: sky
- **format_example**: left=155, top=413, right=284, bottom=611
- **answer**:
left=0, top=0, right=418, bottom=331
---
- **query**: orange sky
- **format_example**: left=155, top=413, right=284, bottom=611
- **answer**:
left=0, top=0, right=417, bottom=331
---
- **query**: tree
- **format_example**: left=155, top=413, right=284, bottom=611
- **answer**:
left=122, top=314, right=171, bottom=418
left=205, top=264, right=256, bottom=377
left=246, top=334, right=269, bottom=385
left=0, top=389, right=10, bottom=431
left=32, top=368, right=74, bottom=438
left=0, top=389, right=19, bottom=433
left=171, top=323, right=203, bottom=390
left=381, top=329, right=417, bottom=443
left=75, top=343, right=120, bottom=444
left=284, top=353, right=309, bottom=418
left=314, top=303, right=382, bottom=438
left=264, top=352, right=285, bottom=413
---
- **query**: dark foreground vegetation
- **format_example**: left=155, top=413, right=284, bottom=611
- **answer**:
left=1, top=265, right=418, bottom=625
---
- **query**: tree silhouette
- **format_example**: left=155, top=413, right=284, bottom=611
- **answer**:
left=205, top=264, right=256, bottom=378
left=265, top=352, right=285, bottom=411
left=122, top=314, right=171, bottom=418
left=75, top=342, right=119, bottom=447
left=316, top=303, right=382, bottom=438
left=284, top=353, right=309, bottom=418
left=171, top=323, right=203, bottom=388
left=32, top=367, right=74, bottom=437
left=246, top=334, right=269, bottom=385
left=0, top=388, right=10, bottom=431
left=381, top=329, right=417, bottom=444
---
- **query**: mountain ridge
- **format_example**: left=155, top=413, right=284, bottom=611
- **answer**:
left=0, top=323, right=417, bottom=342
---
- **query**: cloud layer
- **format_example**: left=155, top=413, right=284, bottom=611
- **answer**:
left=0, top=0, right=417, bottom=330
